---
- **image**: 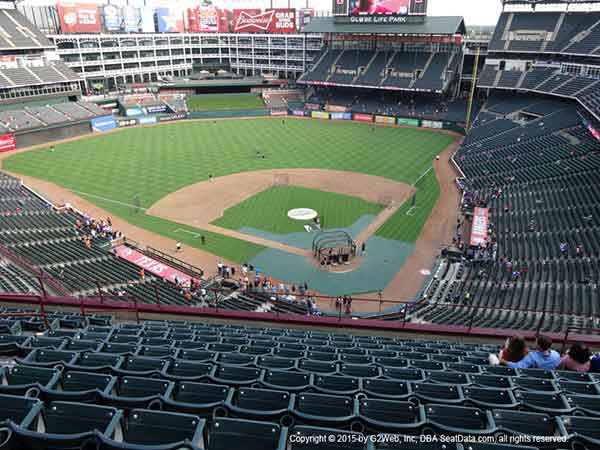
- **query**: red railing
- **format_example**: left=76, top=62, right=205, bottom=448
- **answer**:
left=2, top=282, right=600, bottom=348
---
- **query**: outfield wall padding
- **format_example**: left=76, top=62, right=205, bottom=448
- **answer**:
left=15, top=121, right=92, bottom=149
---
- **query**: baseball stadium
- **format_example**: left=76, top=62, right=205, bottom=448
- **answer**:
left=0, top=0, right=598, bottom=448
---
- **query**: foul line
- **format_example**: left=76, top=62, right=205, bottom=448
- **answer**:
left=412, top=166, right=434, bottom=187
left=68, top=190, right=147, bottom=211
left=173, top=228, right=202, bottom=238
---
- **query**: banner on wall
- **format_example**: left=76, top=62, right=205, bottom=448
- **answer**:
left=330, top=112, right=352, bottom=120
left=311, top=111, right=330, bottom=120
left=232, top=8, right=296, bottom=33
left=375, top=115, right=396, bottom=124
left=158, top=113, right=187, bottom=122
left=0, top=134, right=16, bottom=152
left=156, top=7, right=184, bottom=32
left=297, top=8, right=314, bottom=29
left=122, top=6, right=141, bottom=32
left=103, top=4, right=121, bottom=31
left=421, top=120, right=443, bottom=129
left=140, top=7, right=156, bottom=32
left=353, top=113, right=373, bottom=122
left=270, top=110, right=287, bottom=116
left=470, top=207, right=489, bottom=247
left=292, top=110, right=306, bottom=117
left=325, top=104, right=348, bottom=113
left=304, top=103, right=320, bottom=110
left=114, top=245, right=199, bottom=288
left=397, top=117, right=420, bottom=127
left=138, top=116, right=157, bottom=125
left=125, top=107, right=144, bottom=117
left=91, top=116, right=117, bottom=132
left=188, top=7, right=225, bottom=32
left=57, top=3, right=102, bottom=33
left=145, top=104, right=168, bottom=114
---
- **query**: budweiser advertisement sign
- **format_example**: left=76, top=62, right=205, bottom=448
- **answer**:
left=57, top=3, right=101, bottom=33
left=0, top=134, right=16, bottom=152
left=232, top=8, right=296, bottom=33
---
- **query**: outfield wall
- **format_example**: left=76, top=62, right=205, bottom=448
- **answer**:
left=14, top=121, right=92, bottom=149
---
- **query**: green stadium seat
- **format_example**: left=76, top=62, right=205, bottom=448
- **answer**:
left=41, top=371, right=116, bottom=403
left=206, top=418, right=284, bottom=450
left=226, top=387, right=292, bottom=421
left=16, top=401, right=121, bottom=450
left=163, top=382, right=230, bottom=417
left=260, top=370, right=312, bottom=393
left=291, top=393, right=356, bottom=427
left=357, top=399, right=426, bottom=433
left=102, top=409, right=204, bottom=450
left=0, top=394, right=42, bottom=426
left=425, top=404, right=496, bottom=435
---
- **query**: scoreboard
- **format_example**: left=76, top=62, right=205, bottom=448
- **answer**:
left=333, top=0, right=428, bottom=24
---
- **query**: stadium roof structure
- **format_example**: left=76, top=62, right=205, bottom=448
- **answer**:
left=149, top=76, right=285, bottom=89
left=302, top=16, right=467, bottom=36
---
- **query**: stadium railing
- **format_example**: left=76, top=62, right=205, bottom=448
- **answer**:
left=1, top=273, right=599, bottom=346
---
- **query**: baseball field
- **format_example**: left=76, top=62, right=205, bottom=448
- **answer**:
left=2, top=118, right=455, bottom=283
left=186, top=93, right=265, bottom=111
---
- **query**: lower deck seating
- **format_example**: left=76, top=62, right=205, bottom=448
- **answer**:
left=0, top=317, right=599, bottom=450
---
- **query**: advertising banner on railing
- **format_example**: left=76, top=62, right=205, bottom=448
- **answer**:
left=232, top=8, right=296, bottom=33
left=122, top=6, right=141, bottom=32
left=125, top=107, right=144, bottom=117
left=145, top=105, right=168, bottom=114
left=57, top=3, right=102, bottom=33
left=397, top=117, right=420, bottom=127
left=311, top=111, right=330, bottom=120
left=156, top=7, right=184, bottom=32
left=325, top=104, right=348, bottom=113
left=137, top=116, right=157, bottom=125
left=0, top=134, right=16, bottom=152
left=292, top=109, right=307, bottom=117
left=158, top=113, right=187, bottom=122
left=375, top=115, right=396, bottom=124
left=470, top=207, right=489, bottom=247
left=304, top=103, right=321, bottom=110
left=270, top=110, right=287, bottom=116
left=103, top=4, right=121, bottom=31
left=421, top=120, right=443, bottom=129
left=91, top=116, right=118, bottom=132
left=114, top=245, right=198, bottom=288
left=330, top=112, right=352, bottom=120
left=353, top=113, right=373, bottom=122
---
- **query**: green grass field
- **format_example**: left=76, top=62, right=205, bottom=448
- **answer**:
left=213, top=186, right=384, bottom=234
left=187, top=93, right=264, bottom=111
left=3, top=118, right=454, bottom=263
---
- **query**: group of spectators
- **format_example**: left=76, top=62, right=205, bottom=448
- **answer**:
left=490, top=335, right=600, bottom=372
left=75, top=213, right=122, bottom=243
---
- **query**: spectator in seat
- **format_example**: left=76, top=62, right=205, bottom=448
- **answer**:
left=558, top=342, right=591, bottom=373
left=591, top=354, right=600, bottom=373
left=500, top=336, right=529, bottom=363
left=499, top=335, right=560, bottom=370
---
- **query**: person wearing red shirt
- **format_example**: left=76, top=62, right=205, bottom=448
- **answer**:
left=351, top=0, right=394, bottom=14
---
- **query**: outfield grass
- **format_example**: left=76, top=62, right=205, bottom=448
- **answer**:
left=213, top=186, right=384, bottom=234
left=3, top=118, right=454, bottom=262
left=187, top=93, right=264, bottom=111
left=375, top=168, right=440, bottom=242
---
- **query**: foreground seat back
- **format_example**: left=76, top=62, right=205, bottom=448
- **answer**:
left=207, top=417, right=284, bottom=450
